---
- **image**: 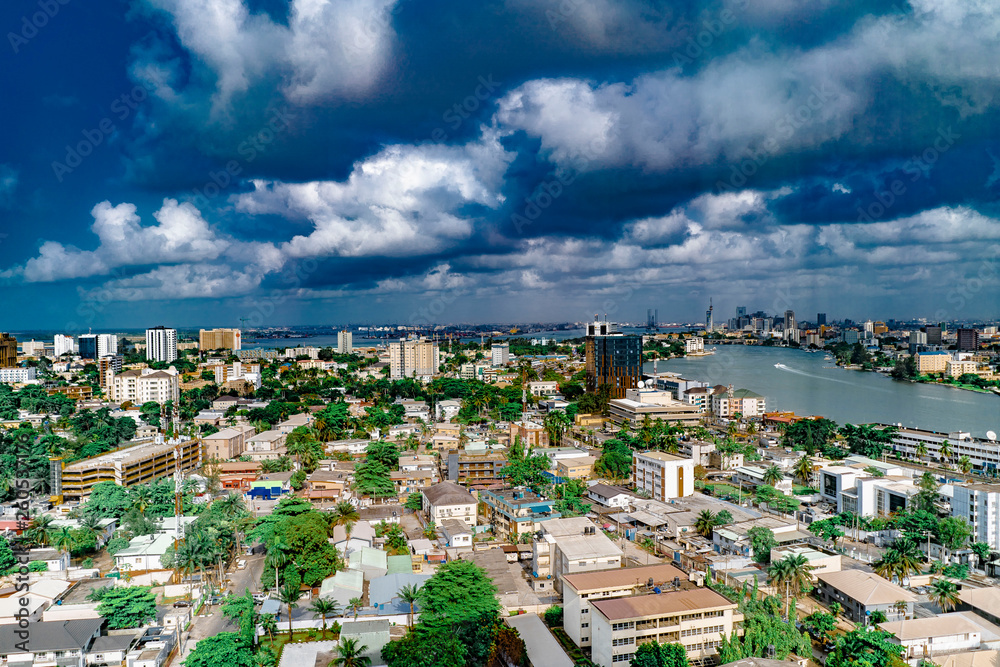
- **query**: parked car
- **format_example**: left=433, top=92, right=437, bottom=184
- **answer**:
left=252, top=592, right=270, bottom=603
left=172, top=600, right=192, bottom=608
left=236, top=559, right=247, bottom=570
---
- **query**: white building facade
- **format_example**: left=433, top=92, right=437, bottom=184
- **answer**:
left=145, top=327, right=178, bottom=363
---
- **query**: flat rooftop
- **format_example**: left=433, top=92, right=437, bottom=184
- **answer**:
left=63, top=439, right=195, bottom=470
left=563, top=563, right=687, bottom=592
left=590, top=586, right=734, bottom=621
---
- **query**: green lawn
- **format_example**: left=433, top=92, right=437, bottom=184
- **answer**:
left=261, top=629, right=340, bottom=661
left=793, top=485, right=818, bottom=495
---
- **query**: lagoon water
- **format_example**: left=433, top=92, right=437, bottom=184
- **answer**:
left=651, top=346, right=999, bottom=437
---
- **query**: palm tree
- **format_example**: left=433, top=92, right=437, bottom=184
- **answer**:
left=768, top=554, right=814, bottom=615
left=694, top=510, right=717, bottom=538
left=77, top=515, right=103, bottom=546
left=29, top=514, right=56, bottom=547
left=939, top=440, right=953, bottom=466
left=929, top=579, right=960, bottom=612
left=914, top=441, right=928, bottom=461
left=51, top=526, right=74, bottom=561
left=310, top=598, right=340, bottom=638
left=348, top=596, right=363, bottom=620
left=762, top=465, right=783, bottom=487
left=329, top=501, right=360, bottom=533
left=133, top=485, right=153, bottom=516
left=278, top=584, right=303, bottom=639
left=331, top=637, right=372, bottom=667
left=398, top=583, right=419, bottom=628
left=891, top=600, right=909, bottom=621
left=793, top=455, right=813, bottom=487
left=959, top=455, right=972, bottom=475
left=260, top=614, right=278, bottom=644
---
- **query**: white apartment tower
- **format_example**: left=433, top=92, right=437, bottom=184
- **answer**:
left=491, top=343, right=510, bottom=367
left=389, top=338, right=440, bottom=379
left=145, top=326, right=178, bottom=363
left=337, top=330, right=353, bottom=354
left=53, top=334, right=75, bottom=357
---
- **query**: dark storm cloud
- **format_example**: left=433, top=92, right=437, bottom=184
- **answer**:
left=4, top=0, right=1000, bottom=326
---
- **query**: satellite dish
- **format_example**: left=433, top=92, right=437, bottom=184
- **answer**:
left=988, top=430, right=997, bottom=442
left=637, top=380, right=645, bottom=389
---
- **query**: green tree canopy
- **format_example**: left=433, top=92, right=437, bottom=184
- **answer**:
left=94, top=586, right=157, bottom=629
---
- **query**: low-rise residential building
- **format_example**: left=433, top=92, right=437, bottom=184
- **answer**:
left=201, top=425, right=255, bottom=461
left=710, top=386, right=766, bottom=418
left=511, top=420, right=550, bottom=447
left=446, top=450, right=507, bottom=485
left=589, top=586, right=743, bottom=667
left=555, top=456, right=596, bottom=480
left=734, top=465, right=793, bottom=496
left=562, top=562, right=689, bottom=650
left=114, top=533, right=175, bottom=571
left=878, top=612, right=993, bottom=660
left=531, top=517, right=623, bottom=593
left=608, top=398, right=702, bottom=428
left=632, top=452, right=694, bottom=501
left=0, top=618, right=104, bottom=667
left=440, top=518, right=473, bottom=547
left=528, top=381, right=559, bottom=397
left=587, top=484, right=633, bottom=509
left=713, top=518, right=801, bottom=556
left=422, top=481, right=478, bottom=527
left=245, top=429, right=287, bottom=458
left=109, top=367, right=180, bottom=404
left=814, top=570, right=916, bottom=623
left=480, top=488, right=559, bottom=541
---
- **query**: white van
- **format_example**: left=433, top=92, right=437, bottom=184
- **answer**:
left=236, top=559, right=247, bottom=570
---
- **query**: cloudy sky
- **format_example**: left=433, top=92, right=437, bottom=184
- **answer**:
left=2, top=0, right=999, bottom=330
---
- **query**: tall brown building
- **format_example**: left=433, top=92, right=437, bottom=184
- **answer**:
left=0, top=333, right=17, bottom=367
left=584, top=318, right=642, bottom=399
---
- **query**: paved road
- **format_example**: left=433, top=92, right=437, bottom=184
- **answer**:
left=176, top=553, right=267, bottom=662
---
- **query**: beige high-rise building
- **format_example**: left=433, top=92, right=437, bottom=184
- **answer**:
left=337, top=330, right=353, bottom=354
left=199, top=328, right=242, bottom=351
left=388, top=338, right=439, bottom=379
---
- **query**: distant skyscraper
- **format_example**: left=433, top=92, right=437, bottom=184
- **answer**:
left=78, top=334, right=97, bottom=359
left=957, top=328, right=980, bottom=351
left=816, top=313, right=827, bottom=326
left=585, top=317, right=642, bottom=399
left=78, top=333, right=117, bottom=359
left=783, top=310, right=796, bottom=340
left=736, top=306, right=747, bottom=317
left=923, top=325, right=942, bottom=345
left=705, top=299, right=714, bottom=333
left=337, top=330, right=353, bottom=354
left=145, top=326, right=177, bottom=363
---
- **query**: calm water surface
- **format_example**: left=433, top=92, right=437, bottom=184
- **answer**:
left=652, top=346, right=999, bottom=437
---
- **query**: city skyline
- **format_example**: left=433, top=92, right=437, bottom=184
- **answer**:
left=2, top=2, right=999, bottom=328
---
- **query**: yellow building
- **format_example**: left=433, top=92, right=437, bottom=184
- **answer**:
left=57, top=438, right=200, bottom=503
left=199, top=328, right=242, bottom=351
left=556, top=456, right=596, bottom=480
left=915, top=351, right=950, bottom=374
